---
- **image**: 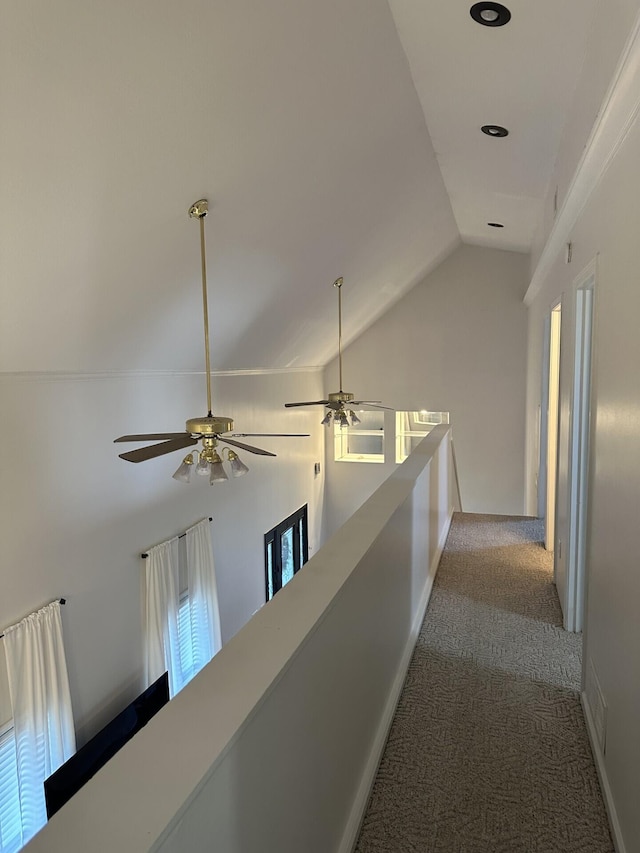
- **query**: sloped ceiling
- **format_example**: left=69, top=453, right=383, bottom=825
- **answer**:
left=2, top=0, right=602, bottom=374
left=1, top=0, right=459, bottom=373
left=388, top=0, right=599, bottom=253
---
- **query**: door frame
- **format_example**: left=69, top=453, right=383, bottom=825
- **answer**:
left=545, top=299, right=563, bottom=554
left=565, top=258, right=597, bottom=632
left=537, top=313, right=551, bottom=519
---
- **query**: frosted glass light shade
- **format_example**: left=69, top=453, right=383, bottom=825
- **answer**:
left=172, top=454, right=194, bottom=483
left=349, top=411, right=361, bottom=425
left=196, top=454, right=210, bottom=476
left=321, top=411, right=332, bottom=426
left=229, top=453, right=249, bottom=478
left=338, top=412, right=349, bottom=428
left=210, top=461, right=228, bottom=483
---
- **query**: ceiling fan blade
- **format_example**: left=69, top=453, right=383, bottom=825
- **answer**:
left=352, top=403, right=395, bottom=410
left=219, top=437, right=276, bottom=457
left=284, top=401, right=330, bottom=407
left=118, top=436, right=198, bottom=463
left=114, top=433, right=190, bottom=443
left=231, top=433, right=310, bottom=437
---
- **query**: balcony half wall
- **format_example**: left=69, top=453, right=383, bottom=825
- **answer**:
left=26, top=425, right=455, bottom=853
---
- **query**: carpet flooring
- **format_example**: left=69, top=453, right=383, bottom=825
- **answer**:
left=354, top=513, right=613, bottom=853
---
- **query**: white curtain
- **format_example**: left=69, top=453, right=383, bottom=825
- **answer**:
left=3, top=601, right=76, bottom=845
left=144, top=538, right=180, bottom=697
left=185, top=518, right=222, bottom=667
left=144, top=519, right=221, bottom=698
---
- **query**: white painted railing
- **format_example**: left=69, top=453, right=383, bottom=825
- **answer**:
left=26, top=425, right=455, bottom=853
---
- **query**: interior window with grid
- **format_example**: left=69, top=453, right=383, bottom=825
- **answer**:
left=334, top=410, right=385, bottom=463
left=395, top=410, right=450, bottom=463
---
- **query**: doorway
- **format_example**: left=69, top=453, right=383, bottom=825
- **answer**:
left=545, top=302, right=562, bottom=552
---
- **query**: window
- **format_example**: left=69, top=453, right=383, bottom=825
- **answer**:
left=395, top=410, right=449, bottom=463
left=0, top=600, right=75, bottom=849
left=334, top=410, right=385, bottom=463
left=0, top=723, right=22, bottom=853
left=264, top=506, right=309, bottom=601
left=173, top=533, right=218, bottom=692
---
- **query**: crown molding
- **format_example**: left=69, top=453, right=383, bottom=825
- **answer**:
left=525, top=8, right=640, bottom=306
left=0, top=366, right=323, bottom=383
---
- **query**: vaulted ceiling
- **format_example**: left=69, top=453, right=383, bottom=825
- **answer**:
left=1, top=0, right=598, bottom=373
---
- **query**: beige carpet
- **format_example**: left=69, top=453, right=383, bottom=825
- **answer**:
left=355, top=513, right=613, bottom=853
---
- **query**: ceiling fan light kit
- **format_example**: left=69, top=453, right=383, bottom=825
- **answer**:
left=172, top=454, right=195, bottom=483
left=209, top=449, right=229, bottom=483
left=115, top=199, right=308, bottom=483
left=227, top=449, right=250, bottom=478
left=284, top=277, right=391, bottom=424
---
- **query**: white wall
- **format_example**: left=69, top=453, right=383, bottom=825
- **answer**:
left=529, top=0, right=640, bottom=275
left=23, top=427, right=454, bottom=853
left=525, top=103, right=640, bottom=853
left=0, top=369, right=324, bottom=745
left=323, top=244, right=529, bottom=520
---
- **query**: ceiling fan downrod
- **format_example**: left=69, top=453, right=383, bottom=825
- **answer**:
left=334, top=276, right=344, bottom=393
left=189, top=199, right=213, bottom=418
left=113, top=198, right=310, bottom=477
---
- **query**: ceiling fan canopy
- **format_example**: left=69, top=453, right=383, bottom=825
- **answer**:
left=285, top=277, right=392, bottom=426
left=114, top=199, right=308, bottom=483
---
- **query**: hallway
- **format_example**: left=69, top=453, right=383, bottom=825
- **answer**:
left=355, top=513, right=613, bottom=853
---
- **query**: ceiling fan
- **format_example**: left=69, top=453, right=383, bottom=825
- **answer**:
left=114, top=199, right=308, bottom=483
left=285, top=277, right=392, bottom=426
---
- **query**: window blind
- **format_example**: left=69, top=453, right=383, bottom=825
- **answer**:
left=177, top=594, right=197, bottom=688
left=0, top=726, right=22, bottom=853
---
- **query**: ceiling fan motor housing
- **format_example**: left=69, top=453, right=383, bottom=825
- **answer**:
left=186, top=416, right=234, bottom=436
left=328, top=391, right=354, bottom=404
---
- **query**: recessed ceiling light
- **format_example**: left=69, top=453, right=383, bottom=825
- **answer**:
left=488, top=222, right=504, bottom=228
left=481, top=125, right=509, bottom=137
left=470, top=3, right=511, bottom=27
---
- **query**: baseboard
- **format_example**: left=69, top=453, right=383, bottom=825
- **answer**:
left=581, top=692, right=627, bottom=853
left=337, top=507, right=454, bottom=853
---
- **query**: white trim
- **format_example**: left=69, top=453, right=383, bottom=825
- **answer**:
left=564, top=257, right=597, bottom=632
left=572, top=257, right=598, bottom=297
left=525, top=10, right=640, bottom=306
left=337, top=509, right=453, bottom=853
left=0, top=366, right=323, bottom=383
left=545, top=301, right=562, bottom=556
left=581, top=692, right=627, bottom=853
